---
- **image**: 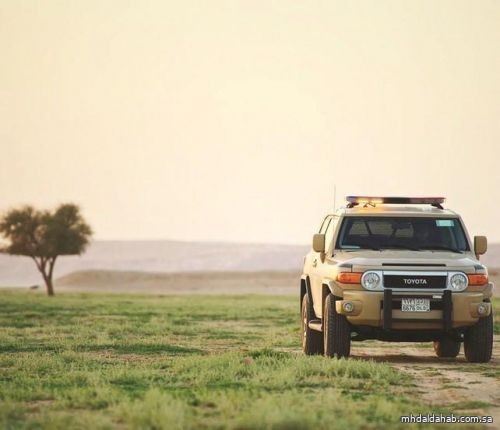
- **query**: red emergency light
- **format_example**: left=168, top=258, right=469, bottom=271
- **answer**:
left=345, top=196, right=445, bottom=209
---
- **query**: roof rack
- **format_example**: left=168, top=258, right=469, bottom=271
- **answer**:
left=345, top=196, right=445, bottom=209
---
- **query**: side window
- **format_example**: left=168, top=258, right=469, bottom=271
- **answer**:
left=319, top=217, right=331, bottom=234
left=325, top=217, right=338, bottom=252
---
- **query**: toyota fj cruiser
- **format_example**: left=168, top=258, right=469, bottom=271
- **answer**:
left=300, top=196, right=493, bottom=362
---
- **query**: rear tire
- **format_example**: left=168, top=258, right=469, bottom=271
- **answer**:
left=301, top=295, right=323, bottom=355
left=324, top=294, right=351, bottom=358
left=433, top=337, right=460, bottom=358
left=464, top=311, right=493, bottom=363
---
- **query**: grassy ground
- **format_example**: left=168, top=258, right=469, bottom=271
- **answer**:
left=0, top=292, right=497, bottom=430
left=493, top=297, right=500, bottom=335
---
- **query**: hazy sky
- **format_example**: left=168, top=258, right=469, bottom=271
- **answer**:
left=1, top=1, right=499, bottom=244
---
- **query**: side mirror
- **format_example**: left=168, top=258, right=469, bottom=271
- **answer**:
left=474, top=236, right=487, bottom=257
left=312, top=234, right=326, bottom=253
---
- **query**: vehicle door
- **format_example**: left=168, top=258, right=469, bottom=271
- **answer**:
left=309, top=216, right=332, bottom=316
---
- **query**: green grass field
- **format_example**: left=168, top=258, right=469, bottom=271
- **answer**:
left=0, top=291, right=497, bottom=429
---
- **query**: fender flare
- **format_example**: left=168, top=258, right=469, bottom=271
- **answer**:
left=300, top=275, right=313, bottom=313
left=323, top=278, right=344, bottom=298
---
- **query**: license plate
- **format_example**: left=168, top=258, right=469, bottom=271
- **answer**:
left=401, top=298, right=430, bottom=312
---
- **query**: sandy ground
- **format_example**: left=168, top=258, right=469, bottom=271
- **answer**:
left=352, top=337, right=500, bottom=426
left=54, top=270, right=300, bottom=294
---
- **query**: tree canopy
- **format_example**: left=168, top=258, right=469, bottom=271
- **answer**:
left=0, top=203, right=92, bottom=295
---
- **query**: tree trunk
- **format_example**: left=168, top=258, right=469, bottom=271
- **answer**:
left=45, top=276, right=55, bottom=296
left=42, top=272, right=55, bottom=296
left=32, top=256, right=57, bottom=296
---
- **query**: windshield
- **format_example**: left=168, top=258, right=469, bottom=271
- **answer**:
left=336, top=216, right=470, bottom=252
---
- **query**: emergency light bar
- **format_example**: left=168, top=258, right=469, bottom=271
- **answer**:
left=345, top=196, right=445, bottom=209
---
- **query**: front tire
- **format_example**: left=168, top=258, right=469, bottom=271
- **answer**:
left=464, top=311, right=493, bottom=363
left=324, top=294, right=351, bottom=358
left=301, top=295, right=323, bottom=355
left=433, top=337, right=460, bottom=358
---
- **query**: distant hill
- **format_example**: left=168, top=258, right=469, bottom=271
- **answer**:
left=0, top=240, right=308, bottom=286
left=0, top=240, right=498, bottom=287
left=481, top=243, right=500, bottom=268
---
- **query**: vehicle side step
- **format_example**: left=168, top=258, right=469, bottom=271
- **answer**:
left=308, top=319, right=323, bottom=332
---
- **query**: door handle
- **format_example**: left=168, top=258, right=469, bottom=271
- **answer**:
left=312, top=259, right=317, bottom=268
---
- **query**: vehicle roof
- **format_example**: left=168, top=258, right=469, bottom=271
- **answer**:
left=330, top=205, right=459, bottom=217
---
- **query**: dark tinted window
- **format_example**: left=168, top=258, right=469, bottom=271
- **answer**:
left=336, top=217, right=469, bottom=251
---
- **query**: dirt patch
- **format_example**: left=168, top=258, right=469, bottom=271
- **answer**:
left=352, top=336, right=500, bottom=426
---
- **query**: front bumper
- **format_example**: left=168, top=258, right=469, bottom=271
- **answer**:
left=336, top=290, right=491, bottom=330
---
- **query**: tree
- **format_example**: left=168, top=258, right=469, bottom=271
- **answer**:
left=0, top=203, right=92, bottom=296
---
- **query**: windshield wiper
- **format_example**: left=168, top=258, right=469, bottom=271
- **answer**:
left=342, top=246, right=381, bottom=251
left=419, top=245, right=463, bottom=254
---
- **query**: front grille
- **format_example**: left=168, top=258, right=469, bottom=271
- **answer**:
left=384, top=274, right=447, bottom=289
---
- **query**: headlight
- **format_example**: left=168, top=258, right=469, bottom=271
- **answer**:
left=449, top=273, right=468, bottom=291
left=362, top=271, right=381, bottom=290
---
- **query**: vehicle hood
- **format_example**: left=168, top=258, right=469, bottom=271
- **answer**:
left=333, top=250, right=481, bottom=273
